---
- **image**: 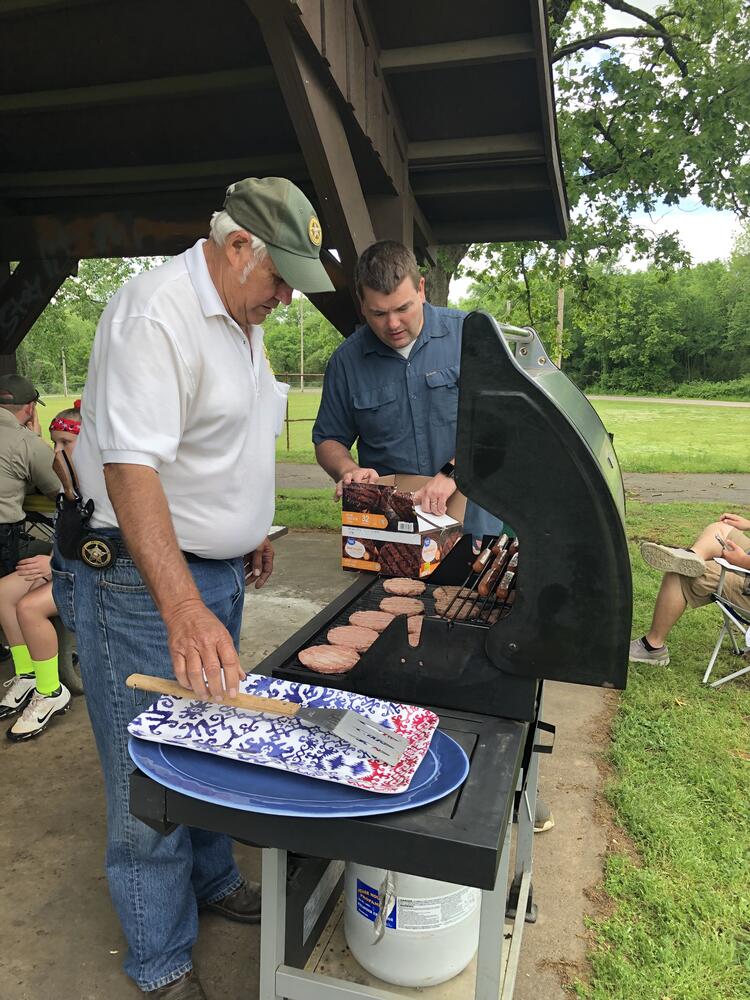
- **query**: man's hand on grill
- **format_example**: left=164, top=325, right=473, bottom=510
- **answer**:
left=334, top=466, right=380, bottom=500
left=244, top=538, right=274, bottom=590
left=165, top=598, right=246, bottom=701
left=414, top=473, right=457, bottom=517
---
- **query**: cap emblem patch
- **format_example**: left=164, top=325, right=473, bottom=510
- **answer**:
left=308, top=216, right=322, bottom=247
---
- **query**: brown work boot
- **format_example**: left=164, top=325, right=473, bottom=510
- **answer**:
left=151, top=970, right=207, bottom=999
left=202, top=880, right=261, bottom=924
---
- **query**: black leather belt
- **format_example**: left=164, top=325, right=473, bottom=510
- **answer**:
left=78, top=532, right=204, bottom=570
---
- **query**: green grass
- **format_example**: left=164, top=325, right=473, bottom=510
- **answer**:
left=577, top=501, right=750, bottom=1000
left=273, top=391, right=750, bottom=473
left=592, top=401, right=750, bottom=474
left=274, top=489, right=339, bottom=531
left=55, top=389, right=748, bottom=474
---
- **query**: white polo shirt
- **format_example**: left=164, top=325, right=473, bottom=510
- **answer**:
left=75, top=240, right=288, bottom=559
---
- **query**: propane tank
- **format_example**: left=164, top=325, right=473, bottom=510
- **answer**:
left=344, top=863, right=480, bottom=987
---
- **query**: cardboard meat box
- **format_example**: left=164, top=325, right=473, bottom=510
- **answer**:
left=341, top=475, right=466, bottom=578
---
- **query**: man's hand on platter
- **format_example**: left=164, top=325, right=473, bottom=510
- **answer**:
left=164, top=598, right=245, bottom=701
left=334, top=466, right=380, bottom=500
left=720, top=512, right=750, bottom=532
left=722, top=538, right=750, bottom=570
left=413, top=473, right=457, bottom=517
left=244, top=538, right=274, bottom=590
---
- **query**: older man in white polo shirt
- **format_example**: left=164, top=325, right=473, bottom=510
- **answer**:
left=53, top=178, right=333, bottom=1000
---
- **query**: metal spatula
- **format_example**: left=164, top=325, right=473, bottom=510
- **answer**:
left=126, top=673, right=408, bottom=765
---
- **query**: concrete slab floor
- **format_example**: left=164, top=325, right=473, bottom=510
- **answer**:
left=0, top=530, right=613, bottom=1000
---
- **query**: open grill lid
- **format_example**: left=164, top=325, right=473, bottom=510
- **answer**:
left=456, top=312, right=631, bottom=689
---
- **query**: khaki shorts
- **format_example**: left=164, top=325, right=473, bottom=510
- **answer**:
left=680, top=528, right=750, bottom=611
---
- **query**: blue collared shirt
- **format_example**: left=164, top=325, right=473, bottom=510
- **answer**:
left=313, top=303, right=502, bottom=540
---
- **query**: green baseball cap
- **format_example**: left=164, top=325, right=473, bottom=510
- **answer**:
left=0, top=374, right=44, bottom=405
left=223, top=177, right=334, bottom=294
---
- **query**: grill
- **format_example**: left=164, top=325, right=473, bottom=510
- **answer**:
left=130, top=312, right=632, bottom=999
left=262, top=310, right=631, bottom=721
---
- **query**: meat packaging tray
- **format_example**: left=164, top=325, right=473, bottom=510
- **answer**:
left=127, top=674, right=441, bottom=794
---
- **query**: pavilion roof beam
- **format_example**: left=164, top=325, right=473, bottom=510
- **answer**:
left=0, top=0, right=99, bottom=16
left=380, top=34, right=535, bottom=73
left=0, top=67, right=276, bottom=114
left=411, top=165, right=551, bottom=197
left=409, top=133, right=546, bottom=168
left=249, top=0, right=377, bottom=334
left=0, top=155, right=307, bottom=198
left=0, top=257, right=78, bottom=355
left=0, top=209, right=214, bottom=260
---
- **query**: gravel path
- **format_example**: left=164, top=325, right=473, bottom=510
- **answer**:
left=590, top=395, right=750, bottom=408
left=277, top=464, right=750, bottom=506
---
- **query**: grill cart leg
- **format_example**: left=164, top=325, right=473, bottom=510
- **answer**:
left=260, top=848, right=288, bottom=1000
left=476, top=816, right=512, bottom=1000
left=507, top=693, right=543, bottom=925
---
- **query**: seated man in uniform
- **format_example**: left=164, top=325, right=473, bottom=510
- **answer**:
left=0, top=374, right=60, bottom=573
left=313, top=240, right=554, bottom=833
left=629, top=511, right=750, bottom=666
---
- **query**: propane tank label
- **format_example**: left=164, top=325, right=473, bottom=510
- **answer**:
left=395, top=887, right=478, bottom=932
left=356, top=879, right=396, bottom=928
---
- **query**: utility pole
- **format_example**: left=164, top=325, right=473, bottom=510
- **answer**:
left=553, top=252, right=567, bottom=368
left=299, top=294, right=305, bottom=392
left=61, top=347, right=68, bottom=397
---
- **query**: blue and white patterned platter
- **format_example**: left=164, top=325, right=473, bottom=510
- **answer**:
left=128, top=729, right=468, bottom=817
left=127, top=674, right=441, bottom=794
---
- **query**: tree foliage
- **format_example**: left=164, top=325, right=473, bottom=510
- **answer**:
left=459, top=232, right=750, bottom=395
left=431, top=0, right=750, bottom=309
left=18, top=258, right=160, bottom=392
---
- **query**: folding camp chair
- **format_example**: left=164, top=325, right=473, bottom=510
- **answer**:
left=702, top=557, right=750, bottom=688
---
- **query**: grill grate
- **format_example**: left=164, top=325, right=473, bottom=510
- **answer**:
left=288, top=573, right=517, bottom=676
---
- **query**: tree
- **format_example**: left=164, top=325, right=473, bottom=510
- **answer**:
left=18, top=258, right=162, bottom=392
left=431, top=0, right=750, bottom=324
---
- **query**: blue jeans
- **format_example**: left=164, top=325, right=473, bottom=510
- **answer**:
left=52, top=534, right=246, bottom=991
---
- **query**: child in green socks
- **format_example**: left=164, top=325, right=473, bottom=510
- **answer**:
left=0, top=403, right=81, bottom=740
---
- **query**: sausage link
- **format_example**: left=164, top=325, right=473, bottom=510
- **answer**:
left=478, top=547, right=511, bottom=597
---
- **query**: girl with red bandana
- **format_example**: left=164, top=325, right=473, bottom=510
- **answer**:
left=0, top=402, right=81, bottom=739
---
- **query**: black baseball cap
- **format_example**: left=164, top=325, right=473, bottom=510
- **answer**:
left=0, top=374, right=45, bottom=405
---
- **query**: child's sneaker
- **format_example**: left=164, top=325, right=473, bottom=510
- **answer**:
left=629, top=637, right=670, bottom=666
left=7, top=684, right=71, bottom=741
left=0, top=673, right=36, bottom=718
left=640, top=542, right=705, bottom=578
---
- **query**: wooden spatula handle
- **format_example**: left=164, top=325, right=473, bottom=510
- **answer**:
left=125, top=673, right=300, bottom=717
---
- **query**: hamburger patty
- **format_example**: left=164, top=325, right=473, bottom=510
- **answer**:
left=349, top=610, right=395, bottom=633
left=327, top=625, right=380, bottom=652
left=433, top=586, right=475, bottom=617
left=407, top=615, right=423, bottom=647
left=298, top=645, right=360, bottom=674
left=380, top=596, right=425, bottom=617
left=382, top=577, right=426, bottom=597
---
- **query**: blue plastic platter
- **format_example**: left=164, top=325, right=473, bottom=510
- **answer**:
left=128, top=729, right=468, bottom=818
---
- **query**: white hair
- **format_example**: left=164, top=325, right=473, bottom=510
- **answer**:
left=209, top=210, right=268, bottom=258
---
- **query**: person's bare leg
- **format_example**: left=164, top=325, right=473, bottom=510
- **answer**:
left=0, top=572, right=34, bottom=647
left=691, top=521, right=732, bottom=560
left=645, top=572, right=687, bottom=648
left=17, top=584, right=58, bottom=661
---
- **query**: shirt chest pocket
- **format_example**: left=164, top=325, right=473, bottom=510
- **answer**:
left=425, top=365, right=459, bottom=425
left=352, top=384, right=400, bottom=440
